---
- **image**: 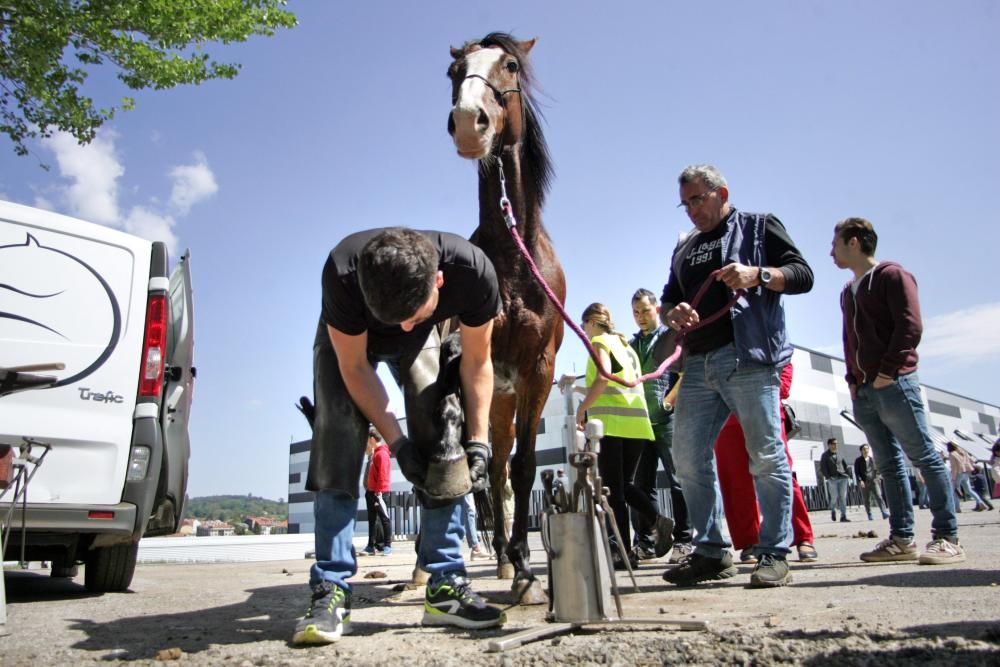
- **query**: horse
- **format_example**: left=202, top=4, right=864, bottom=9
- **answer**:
left=447, top=32, right=565, bottom=605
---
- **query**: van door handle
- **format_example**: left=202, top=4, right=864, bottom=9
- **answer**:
left=166, top=385, right=184, bottom=413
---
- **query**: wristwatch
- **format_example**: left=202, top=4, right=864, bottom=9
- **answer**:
left=758, top=267, right=772, bottom=287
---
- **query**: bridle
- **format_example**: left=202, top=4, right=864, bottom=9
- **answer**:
left=456, top=58, right=525, bottom=158
left=460, top=73, right=521, bottom=107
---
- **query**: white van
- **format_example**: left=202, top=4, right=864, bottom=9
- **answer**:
left=0, top=199, right=194, bottom=592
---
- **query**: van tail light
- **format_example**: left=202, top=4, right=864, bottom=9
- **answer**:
left=139, top=294, right=168, bottom=397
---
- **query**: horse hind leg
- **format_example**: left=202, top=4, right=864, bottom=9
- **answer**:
left=488, top=392, right=516, bottom=580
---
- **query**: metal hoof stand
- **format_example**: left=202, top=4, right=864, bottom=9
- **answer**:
left=0, top=365, right=61, bottom=637
left=486, top=420, right=708, bottom=653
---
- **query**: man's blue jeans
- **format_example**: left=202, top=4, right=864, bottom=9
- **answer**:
left=311, top=490, right=465, bottom=592
left=826, top=477, right=850, bottom=519
left=673, top=344, right=792, bottom=558
left=851, top=372, right=957, bottom=541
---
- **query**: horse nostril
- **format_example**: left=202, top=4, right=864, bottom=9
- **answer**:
left=447, top=113, right=456, bottom=135
left=477, top=108, right=489, bottom=131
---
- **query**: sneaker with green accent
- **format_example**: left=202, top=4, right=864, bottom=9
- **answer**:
left=292, top=583, right=351, bottom=645
left=422, top=575, right=505, bottom=629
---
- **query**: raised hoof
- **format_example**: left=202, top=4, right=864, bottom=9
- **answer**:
left=496, top=562, right=515, bottom=580
left=422, top=456, right=472, bottom=500
left=411, top=566, right=430, bottom=586
left=512, top=577, right=547, bottom=606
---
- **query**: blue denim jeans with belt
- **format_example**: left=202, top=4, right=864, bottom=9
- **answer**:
left=672, top=343, right=792, bottom=559
left=851, top=372, right=957, bottom=541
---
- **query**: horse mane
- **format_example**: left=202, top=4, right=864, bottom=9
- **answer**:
left=473, top=32, right=553, bottom=206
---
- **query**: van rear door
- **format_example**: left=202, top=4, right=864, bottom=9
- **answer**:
left=0, top=201, right=150, bottom=506
left=151, top=250, right=194, bottom=535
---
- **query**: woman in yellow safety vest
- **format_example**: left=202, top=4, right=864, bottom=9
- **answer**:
left=559, top=302, right=675, bottom=570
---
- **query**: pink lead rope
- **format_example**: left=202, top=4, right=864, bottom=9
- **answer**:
left=498, top=175, right=743, bottom=388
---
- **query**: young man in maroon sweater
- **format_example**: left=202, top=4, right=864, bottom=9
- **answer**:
left=832, top=217, right=964, bottom=565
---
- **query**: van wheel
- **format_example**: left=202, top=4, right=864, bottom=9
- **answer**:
left=84, top=543, right=138, bottom=593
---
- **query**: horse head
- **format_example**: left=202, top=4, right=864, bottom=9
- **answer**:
left=447, top=33, right=536, bottom=160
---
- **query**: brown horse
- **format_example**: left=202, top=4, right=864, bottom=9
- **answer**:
left=447, top=33, right=565, bottom=605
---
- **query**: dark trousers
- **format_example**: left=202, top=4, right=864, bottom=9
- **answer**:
left=631, top=420, right=692, bottom=547
left=364, top=490, right=392, bottom=550
left=598, top=435, right=659, bottom=550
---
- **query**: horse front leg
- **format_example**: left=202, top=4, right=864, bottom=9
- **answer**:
left=507, top=393, right=548, bottom=606
left=489, top=393, right=516, bottom=579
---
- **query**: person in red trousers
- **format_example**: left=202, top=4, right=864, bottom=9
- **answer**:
left=714, top=363, right=818, bottom=563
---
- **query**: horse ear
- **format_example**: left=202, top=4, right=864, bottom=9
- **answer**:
left=450, top=45, right=464, bottom=60
left=519, top=38, right=537, bottom=54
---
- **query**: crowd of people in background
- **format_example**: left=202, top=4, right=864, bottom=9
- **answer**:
left=556, top=164, right=987, bottom=587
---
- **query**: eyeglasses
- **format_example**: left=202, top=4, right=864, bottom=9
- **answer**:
left=677, top=187, right=718, bottom=210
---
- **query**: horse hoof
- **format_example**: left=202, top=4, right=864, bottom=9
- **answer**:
left=497, top=563, right=515, bottom=580
left=411, top=567, right=430, bottom=586
left=422, top=456, right=472, bottom=500
left=513, top=578, right=547, bottom=606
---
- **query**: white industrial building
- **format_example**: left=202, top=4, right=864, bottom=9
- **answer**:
left=287, top=345, right=999, bottom=535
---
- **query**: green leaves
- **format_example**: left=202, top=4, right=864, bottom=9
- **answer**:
left=0, top=0, right=297, bottom=158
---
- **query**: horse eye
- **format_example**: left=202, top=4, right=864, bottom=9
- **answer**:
left=506, top=60, right=519, bottom=73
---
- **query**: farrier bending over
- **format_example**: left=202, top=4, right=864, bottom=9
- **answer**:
left=293, top=227, right=504, bottom=646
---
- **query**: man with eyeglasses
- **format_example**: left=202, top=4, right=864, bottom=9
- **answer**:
left=659, top=164, right=813, bottom=588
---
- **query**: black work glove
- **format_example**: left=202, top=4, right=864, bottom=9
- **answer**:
left=465, top=440, right=491, bottom=493
left=390, top=436, right=427, bottom=489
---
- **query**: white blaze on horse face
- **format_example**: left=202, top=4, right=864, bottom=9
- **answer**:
left=451, top=47, right=506, bottom=160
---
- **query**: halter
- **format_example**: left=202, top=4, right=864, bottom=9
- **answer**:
left=460, top=65, right=525, bottom=160
left=461, top=74, right=521, bottom=107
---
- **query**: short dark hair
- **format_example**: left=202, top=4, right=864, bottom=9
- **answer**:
left=827, top=438, right=838, bottom=446
left=631, top=288, right=656, bottom=304
left=835, top=217, right=878, bottom=256
left=358, top=228, right=439, bottom=324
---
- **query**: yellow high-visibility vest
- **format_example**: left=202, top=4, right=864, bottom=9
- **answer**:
left=585, top=333, right=654, bottom=440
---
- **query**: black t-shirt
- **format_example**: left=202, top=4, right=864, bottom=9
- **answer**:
left=321, top=229, right=501, bottom=354
left=662, top=222, right=733, bottom=354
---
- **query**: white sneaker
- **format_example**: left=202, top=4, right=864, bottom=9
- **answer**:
left=918, top=538, right=966, bottom=565
left=860, top=538, right=917, bottom=562
left=469, top=545, right=491, bottom=561
left=668, top=541, right=694, bottom=564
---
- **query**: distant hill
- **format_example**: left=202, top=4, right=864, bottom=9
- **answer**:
left=186, top=494, right=287, bottom=525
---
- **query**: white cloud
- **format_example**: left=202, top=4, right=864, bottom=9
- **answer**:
left=123, top=206, right=178, bottom=256
left=39, top=132, right=216, bottom=254
left=169, top=152, right=218, bottom=215
left=45, top=130, right=123, bottom=225
left=32, top=194, right=54, bottom=211
left=812, top=302, right=1000, bottom=367
left=921, top=302, right=1000, bottom=365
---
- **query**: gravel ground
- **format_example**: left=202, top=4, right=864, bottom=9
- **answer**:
left=2, top=507, right=999, bottom=665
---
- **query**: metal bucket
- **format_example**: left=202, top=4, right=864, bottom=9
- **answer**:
left=541, top=512, right=617, bottom=623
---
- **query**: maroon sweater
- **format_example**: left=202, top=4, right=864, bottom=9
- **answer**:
left=840, top=261, right=922, bottom=387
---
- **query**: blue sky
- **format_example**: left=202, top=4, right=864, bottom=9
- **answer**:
left=1, top=1, right=998, bottom=501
